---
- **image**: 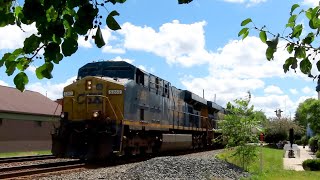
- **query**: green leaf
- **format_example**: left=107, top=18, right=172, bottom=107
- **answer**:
left=311, top=17, right=320, bottom=29
left=290, top=4, right=300, bottom=14
left=302, top=33, right=315, bottom=44
left=288, top=15, right=297, bottom=23
left=46, top=6, right=58, bottom=22
left=0, top=13, right=15, bottom=27
left=14, top=72, right=29, bottom=92
left=50, top=21, right=65, bottom=38
left=286, top=22, right=295, bottom=28
left=287, top=44, right=294, bottom=54
left=16, top=57, right=29, bottom=71
left=266, top=35, right=279, bottom=49
left=292, top=24, right=303, bottom=38
left=294, top=47, right=306, bottom=59
left=106, top=10, right=121, bottom=31
left=5, top=61, right=17, bottom=76
left=305, top=8, right=312, bottom=20
left=240, top=18, right=252, bottom=26
left=238, top=27, right=249, bottom=37
left=95, top=25, right=106, bottom=48
left=266, top=47, right=275, bottom=61
left=259, top=31, right=267, bottom=43
left=36, top=62, right=54, bottom=79
left=62, top=38, right=78, bottom=56
left=23, top=34, right=40, bottom=54
left=53, top=53, right=63, bottom=64
left=283, top=57, right=297, bottom=73
left=178, top=0, right=192, bottom=4
left=74, top=4, right=98, bottom=35
left=44, top=42, right=60, bottom=61
left=22, top=0, right=45, bottom=22
left=242, top=30, right=249, bottom=40
left=300, top=58, right=312, bottom=74
left=317, top=61, right=320, bottom=72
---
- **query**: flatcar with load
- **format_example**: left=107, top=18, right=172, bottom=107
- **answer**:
left=52, top=60, right=224, bottom=160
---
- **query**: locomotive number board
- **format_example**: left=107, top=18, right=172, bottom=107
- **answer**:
left=108, top=90, right=123, bottom=95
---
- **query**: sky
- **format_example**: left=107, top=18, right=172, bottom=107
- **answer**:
left=0, top=0, right=320, bottom=118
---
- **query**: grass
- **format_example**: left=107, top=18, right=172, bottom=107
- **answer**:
left=216, top=146, right=320, bottom=180
left=0, top=150, right=52, bottom=158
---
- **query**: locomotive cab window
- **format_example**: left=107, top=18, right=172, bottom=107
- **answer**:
left=0, top=118, right=2, bottom=126
left=136, top=69, right=145, bottom=86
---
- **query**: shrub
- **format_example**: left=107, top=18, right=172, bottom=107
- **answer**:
left=309, top=136, right=319, bottom=153
left=316, top=151, right=320, bottom=158
left=264, top=131, right=287, bottom=144
left=301, top=135, right=308, bottom=146
left=295, top=140, right=302, bottom=145
left=302, top=159, right=320, bottom=171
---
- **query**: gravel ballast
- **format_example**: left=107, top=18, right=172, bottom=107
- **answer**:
left=39, top=150, right=250, bottom=180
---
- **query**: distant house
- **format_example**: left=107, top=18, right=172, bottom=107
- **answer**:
left=0, top=85, right=61, bottom=153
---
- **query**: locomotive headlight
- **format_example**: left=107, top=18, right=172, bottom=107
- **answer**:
left=86, top=80, right=92, bottom=90
left=93, top=111, right=99, bottom=118
left=60, top=113, right=65, bottom=118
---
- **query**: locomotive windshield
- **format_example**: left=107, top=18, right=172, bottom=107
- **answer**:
left=77, top=63, right=135, bottom=79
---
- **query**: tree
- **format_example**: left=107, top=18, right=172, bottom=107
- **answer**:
left=294, top=98, right=320, bottom=134
left=239, top=3, right=320, bottom=80
left=0, top=0, right=192, bottom=91
left=264, top=117, right=304, bottom=144
left=295, top=98, right=317, bottom=128
left=219, top=92, right=262, bottom=170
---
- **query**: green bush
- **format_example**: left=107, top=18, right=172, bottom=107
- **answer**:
left=295, top=140, right=302, bottom=145
left=309, top=136, right=319, bottom=153
left=302, top=159, right=320, bottom=171
left=316, top=151, right=320, bottom=158
left=301, top=135, right=308, bottom=146
left=264, top=131, right=287, bottom=144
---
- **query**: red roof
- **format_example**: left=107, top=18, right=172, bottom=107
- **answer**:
left=0, top=85, right=61, bottom=116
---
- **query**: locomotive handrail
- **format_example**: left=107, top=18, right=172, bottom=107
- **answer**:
left=168, top=108, right=213, bottom=130
left=86, top=94, right=119, bottom=121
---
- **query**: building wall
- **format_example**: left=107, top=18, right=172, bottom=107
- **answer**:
left=0, top=119, right=59, bottom=153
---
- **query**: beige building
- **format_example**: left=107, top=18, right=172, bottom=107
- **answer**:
left=0, top=85, right=61, bottom=153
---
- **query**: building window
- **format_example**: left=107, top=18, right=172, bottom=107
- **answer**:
left=140, top=109, right=144, bottom=120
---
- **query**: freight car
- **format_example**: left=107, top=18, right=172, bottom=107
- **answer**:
left=52, top=60, right=224, bottom=160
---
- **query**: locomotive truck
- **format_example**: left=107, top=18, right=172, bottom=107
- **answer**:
left=52, top=60, right=224, bottom=160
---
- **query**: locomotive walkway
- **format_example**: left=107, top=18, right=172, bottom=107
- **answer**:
left=283, top=145, right=315, bottom=171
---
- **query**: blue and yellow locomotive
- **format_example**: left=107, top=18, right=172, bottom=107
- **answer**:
left=52, top=60, right=224, bottom=160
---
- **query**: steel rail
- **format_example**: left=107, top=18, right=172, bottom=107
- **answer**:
left=0, top=155, right=56, bottom=164
left=0, top=160, right=85, bottom=179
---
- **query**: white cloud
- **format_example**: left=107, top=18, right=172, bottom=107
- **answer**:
left=77, top=26, right=123, bottom=54
left=78, top=36, right=93, bottom=48
left=264, top=85, right=283, bottom=94
left=289, top=88, right=298, bottom=95
left=223, top=0, right=267, bottom=7
left=102, top=45, right=125, bottom=54
left=302, top=86, right=313, bottom=94
left=302, top=0, right=319, bottom=6
left=26, top=76, right=76, bottom=100
left=111, top=56, right=135, bottom=64
left=27, top=65, right=37, bottom=74
left=0, top=80, right=9, bottom=86
left=178, top=36, right=317, bottom=118
left=0, top=23, right=37, bottom=50
left=118, top=20, right=211, bottom=67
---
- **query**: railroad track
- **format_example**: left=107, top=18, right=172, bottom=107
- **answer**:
left=0, top=160, right=85, bottom=179
left=0, top=155, right=56, bottom=164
